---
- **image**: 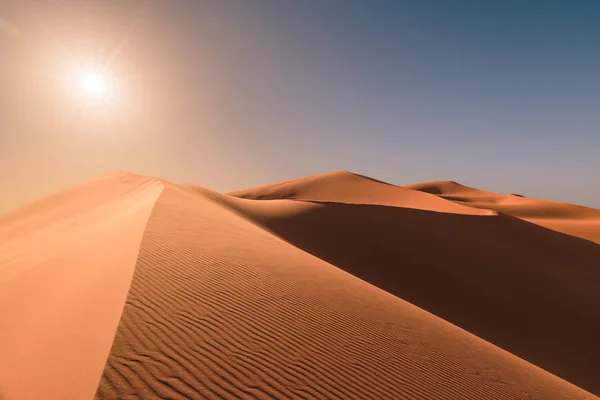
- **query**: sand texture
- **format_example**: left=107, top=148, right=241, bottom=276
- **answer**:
left=1, top=171, right=599, bottom=399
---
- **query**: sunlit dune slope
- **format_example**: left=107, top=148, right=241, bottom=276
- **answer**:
left=405, top=180, right=600, bottom=243
left=0, top=172, right=162, bottom=400
left=96, top=181, right=593, bottom=399
left=229, top=172, right=600, bottom=395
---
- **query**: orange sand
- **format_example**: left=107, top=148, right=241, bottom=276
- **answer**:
left=1, top=171, right=599, bottom=399
left=0, top=173, right=162, bottom=400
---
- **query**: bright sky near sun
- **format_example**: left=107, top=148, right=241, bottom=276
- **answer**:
left=0, top=0, right=599, bottom=213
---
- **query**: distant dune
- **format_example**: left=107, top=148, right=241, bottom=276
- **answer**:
left=405, top=180, right=600, bottom=244
left=1, top=171, right=598, bottom=399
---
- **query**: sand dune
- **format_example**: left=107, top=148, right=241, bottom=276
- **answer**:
left=1, top=171, right=599, bottom=399
left=405, top=180, right=600, bottom=243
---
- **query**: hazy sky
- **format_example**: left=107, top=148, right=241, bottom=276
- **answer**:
left=1, top=0, right=599, bottom=213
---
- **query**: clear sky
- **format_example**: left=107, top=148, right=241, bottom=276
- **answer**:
left=1, top=0, right=599, bottom=213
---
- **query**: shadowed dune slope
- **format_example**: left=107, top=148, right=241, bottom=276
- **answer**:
left=96, top=183, right=594, bottom=399
left=229, top=173, right=600, bottom=395
left=0, top=172, right=163, bottom=400
left=405, top=180, right=600, bottom=243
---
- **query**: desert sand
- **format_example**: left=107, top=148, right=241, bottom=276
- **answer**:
left=1, top=171, right=599, bottom=399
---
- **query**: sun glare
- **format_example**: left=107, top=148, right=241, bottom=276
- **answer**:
left=78, top=70, right=114, bottom=102
left=81, top=72, right=106, bottom=96
left=64, top=62, right=125, bottom=119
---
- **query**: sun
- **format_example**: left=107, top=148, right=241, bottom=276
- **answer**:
left=78, top=70, right=113, bottom=101
left=64, top=62, right=124, bottom=119
left=81, top=72, right=106, bottom=97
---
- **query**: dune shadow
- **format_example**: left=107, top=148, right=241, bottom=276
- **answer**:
left=252, top=200, right=600, bottom=395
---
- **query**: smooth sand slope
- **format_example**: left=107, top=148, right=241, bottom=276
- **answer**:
left=0, top=173, right=162, bottom=400
left=405, top=180, right=600, bottom=244
left=1, top=171, right=598, bottom=399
